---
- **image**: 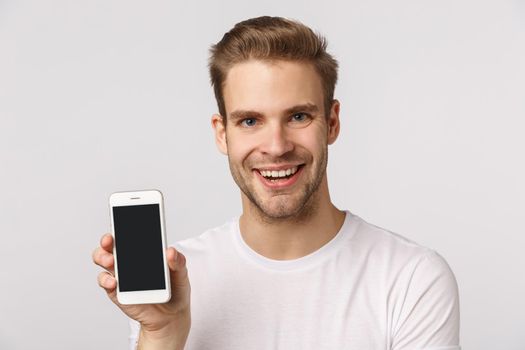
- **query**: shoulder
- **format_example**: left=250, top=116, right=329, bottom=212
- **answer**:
left=350, top=213, right=432, bottom=256
left=347, top=213, right=451, bottom=273
left=346, top=214, right=460, bottom=347
left=345, top=213, right=459, bottom=298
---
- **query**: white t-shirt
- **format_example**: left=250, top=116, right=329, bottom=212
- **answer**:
left=129, top=211, right=460, bottom=350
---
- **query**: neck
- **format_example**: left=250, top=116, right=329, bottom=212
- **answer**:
left=238, top=177, right=345, bottom=260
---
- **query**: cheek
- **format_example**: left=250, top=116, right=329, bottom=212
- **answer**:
left=295, top=130, right=326, bottom=156
left=226, top=133, right=257, bottom=163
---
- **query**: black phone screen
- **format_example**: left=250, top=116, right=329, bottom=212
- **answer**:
left=112, top=204, right=166, bottom=292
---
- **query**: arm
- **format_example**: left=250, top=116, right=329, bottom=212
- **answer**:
left=391, top=251, right=461, bottom=350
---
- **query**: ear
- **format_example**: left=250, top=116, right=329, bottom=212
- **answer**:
left=211, top=114, right=228, bottom=155
left=327, top=99, right=341, bottom=145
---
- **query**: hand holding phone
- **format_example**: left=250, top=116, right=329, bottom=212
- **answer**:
left=92, top=190, right=191, bottom=349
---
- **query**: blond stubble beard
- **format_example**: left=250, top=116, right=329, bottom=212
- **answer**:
left=228, top=146, right=328, bottom=225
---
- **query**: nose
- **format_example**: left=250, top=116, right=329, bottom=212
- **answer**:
left=259, top=121, right=294, bottom=157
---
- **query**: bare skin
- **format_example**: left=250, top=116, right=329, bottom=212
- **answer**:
left=92, top=234, right=190, bottom=350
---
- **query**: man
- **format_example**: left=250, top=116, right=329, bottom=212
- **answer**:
left=93, top=16, right=460, bottom=350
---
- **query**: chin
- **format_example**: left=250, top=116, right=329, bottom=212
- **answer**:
left=261, top=208, right=296, bottom=219
left=256, top=197, right=311, bottom=221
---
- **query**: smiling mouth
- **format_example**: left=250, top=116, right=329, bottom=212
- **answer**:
left=254, top=164, right=305, bottom=184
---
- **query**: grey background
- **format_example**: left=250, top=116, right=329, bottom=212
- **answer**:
left=1, top=0, right=524, bottom=349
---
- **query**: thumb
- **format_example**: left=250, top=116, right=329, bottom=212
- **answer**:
left=167, top=247, right=190, bottom=290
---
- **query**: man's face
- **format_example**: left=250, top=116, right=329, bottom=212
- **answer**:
left=212, top=59, right=340, bottom=220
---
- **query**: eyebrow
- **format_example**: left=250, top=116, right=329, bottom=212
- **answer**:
left=228, top=103, right=320, bottom=121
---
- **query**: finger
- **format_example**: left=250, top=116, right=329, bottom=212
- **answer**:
left=97, top=271, right=117, bottom=291
left=97, top=271, right=118, bottom=304
left=92, top=246, right=115, bottom=273
left=167, top=247, right=190, bottom=289
left=100, top=233, right=114, bottom=253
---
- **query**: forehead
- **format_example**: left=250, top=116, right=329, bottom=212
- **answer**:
left=222, top=59, right=324, bottom=117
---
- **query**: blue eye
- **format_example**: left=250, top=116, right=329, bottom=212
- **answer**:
left=291, top=113, right=308, bottom=122
left=241, top=118, right=257, bottom=127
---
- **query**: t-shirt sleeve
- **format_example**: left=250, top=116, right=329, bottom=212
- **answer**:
left=391, top=251, right=461, bottom=350
left=128, top=318, right=140, bottom=350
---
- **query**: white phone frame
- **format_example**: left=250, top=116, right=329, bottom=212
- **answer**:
left=109, top=189, right=171, bottom=305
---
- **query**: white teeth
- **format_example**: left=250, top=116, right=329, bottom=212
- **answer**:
left=259, top=166, right=300, bottom=178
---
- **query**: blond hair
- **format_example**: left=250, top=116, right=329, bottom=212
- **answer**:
left=209, top=16, right=338, bottom=118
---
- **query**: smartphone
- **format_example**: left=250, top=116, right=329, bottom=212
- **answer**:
left=109, top=190, right=171, bottom=305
